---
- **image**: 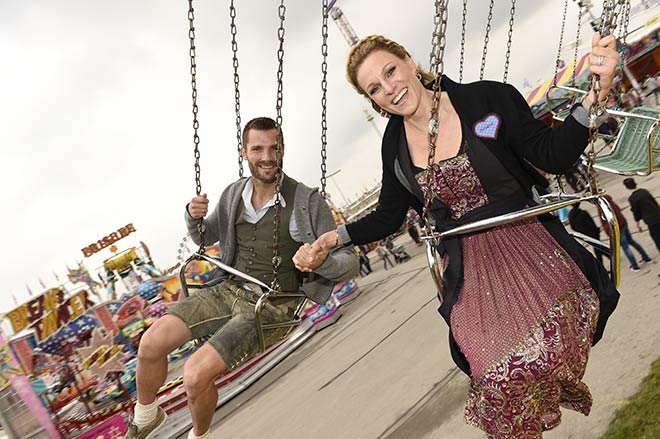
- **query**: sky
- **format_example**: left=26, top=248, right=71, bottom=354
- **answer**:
left=1, top=0, right=659, bottom=314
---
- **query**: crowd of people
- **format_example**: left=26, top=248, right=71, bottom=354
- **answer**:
left=621, top=71, right=660, bottom=110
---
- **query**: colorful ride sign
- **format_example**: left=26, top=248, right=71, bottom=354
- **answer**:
left=81, top=223, right=136, bottom=257
left=5, top=288, right=94, bottom=341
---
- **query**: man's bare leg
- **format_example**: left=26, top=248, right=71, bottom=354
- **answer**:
left=136, top=315, right=192, bottom=404
left=183, top=343, right=227, bottom=436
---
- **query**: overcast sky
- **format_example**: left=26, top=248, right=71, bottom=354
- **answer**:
left=1, top=0, right=658, bottom=314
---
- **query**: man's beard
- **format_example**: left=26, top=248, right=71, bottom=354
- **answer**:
left=248, top=159, right=281, bottom=184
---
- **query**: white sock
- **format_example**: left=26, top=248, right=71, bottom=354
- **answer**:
left=133, top=401, right=158, bottom=428
left=188, top=428, right=210, bottom=439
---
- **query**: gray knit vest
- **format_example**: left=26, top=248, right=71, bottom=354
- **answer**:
left=234, top=177, right=300, bottom=291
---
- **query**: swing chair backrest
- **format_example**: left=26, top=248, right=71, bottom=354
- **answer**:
left=594, top=107, right=660, bottom=176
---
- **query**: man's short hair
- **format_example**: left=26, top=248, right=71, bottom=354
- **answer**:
left=242, top=117, right=282, bottom=148
left=623, top=177, right=637, bottom=190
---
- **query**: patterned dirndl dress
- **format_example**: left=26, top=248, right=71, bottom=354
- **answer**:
left=416, top=134, right=600, bottom=439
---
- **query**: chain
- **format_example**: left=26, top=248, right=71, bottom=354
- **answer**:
left=586, top=0, right=625, bottom=195
left=187, top=0, right=205, bottom=251
left=615, top=1, right=631, bottom=109
left=553, top=0, right=569, bottom=86
left=459, top=0, right=467, bottom=83
left=502, top=0, right=516, bottom=83
left=320, top=0, right=329, bottom=198
left=271, top=0, right=286, bottom=292
left=571, top=3, right=584, bottom=86
left=230, top=0, right=243, bottom=178
left=479, top=0, right=494, bottom=81
left=423, top=0, right=448, bottom=242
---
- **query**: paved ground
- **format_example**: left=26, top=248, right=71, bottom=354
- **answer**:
left=196, top=169, right=660, bottom=439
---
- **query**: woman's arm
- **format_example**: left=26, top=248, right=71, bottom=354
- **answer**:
left=508, top=34, right=618, bottom=174
left=343, top=163, right=412, bottom=245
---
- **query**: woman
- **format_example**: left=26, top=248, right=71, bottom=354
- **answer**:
left=294, top=33, right=621, bottom=438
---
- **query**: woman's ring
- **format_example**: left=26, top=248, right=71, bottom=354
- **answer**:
left=596, top=55, right=604, bottom=66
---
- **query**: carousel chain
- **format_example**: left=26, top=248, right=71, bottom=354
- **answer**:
left=423, top=0, right=448, bottom=241
left=502, top=0, right=516, bottom=83
left=585, top=0, right=627, bottom=194
left=320, top=0, right=329, bottom=198
left=187, top=0, right=205, bottom=250
left=614, top=1, right=631, bottom=109
left=271, top=0, right=286, bottom=292
left=479, top=0, right=494, bottom=81
left=459, top=0, right=467, bottom=83
left=230, top=0, right=244, bottom=178
left=571, top=2, right=584, bottom=86
left=553, top=0, right=569, bottom=85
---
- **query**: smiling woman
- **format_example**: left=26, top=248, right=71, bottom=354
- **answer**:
left=303, top=14, right=624, bottom=438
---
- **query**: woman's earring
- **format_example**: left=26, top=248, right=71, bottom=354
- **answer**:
left=379, top=108, right=390, bottom=118
left=416, top=71, right=422, bottom=81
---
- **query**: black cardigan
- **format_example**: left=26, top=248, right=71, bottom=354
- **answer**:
left=345, top=76, right=620, bottom=376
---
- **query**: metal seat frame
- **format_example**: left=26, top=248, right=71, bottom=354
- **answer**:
left=423, top=194, right=621, bottom=303
left=593, top=107, right=660, bottom=176
left=546, top=83, right=660, bottom=175
left=179, top=253, right=307, bottom=353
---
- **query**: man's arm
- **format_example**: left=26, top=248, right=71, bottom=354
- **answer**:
left=629, top=193, right=642, bottom=223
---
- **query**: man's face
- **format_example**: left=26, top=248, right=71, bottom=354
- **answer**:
left=242, top=128, right=283, bottom=185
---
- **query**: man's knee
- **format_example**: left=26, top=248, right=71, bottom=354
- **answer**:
left=183, top=346, right=226, bottom=397
left=138, top=315, right=190, bottom=361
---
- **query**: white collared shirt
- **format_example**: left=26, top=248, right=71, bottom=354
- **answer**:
left=240, top=179, right=301, bottom=241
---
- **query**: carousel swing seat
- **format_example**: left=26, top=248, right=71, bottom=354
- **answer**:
left=594, top=107, right=660, bottom=176
left=423, top=194, right=621, bottom=302
left=179, top=252, right=308, bottom=353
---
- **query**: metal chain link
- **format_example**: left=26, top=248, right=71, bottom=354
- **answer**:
left=571, top=3, right=584, bottom=86
left=553, top=0, right=569, bottom=86
left=271, top=0, right=286, bottom=292
left=187, top=0, right=205, bottom=251
left=319, top=0, right=329, bottom=198
left=615, top=1, right=631, bottom=109
left=423, top=0, right=448, bottom=242
left=502, top=0, right=516, bottom=83
left=479, top=0, right=494, bottom=81
left=586, top=0, right=626, bottom=195
left=459, top=0, right=467, bottom=83
left=229, top=0, right=243, bottom=178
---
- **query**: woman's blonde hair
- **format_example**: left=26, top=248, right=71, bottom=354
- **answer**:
left=346, top=35, right=435, bottom=117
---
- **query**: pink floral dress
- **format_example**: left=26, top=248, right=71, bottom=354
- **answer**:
left=416, top=139, right=599, bottom=439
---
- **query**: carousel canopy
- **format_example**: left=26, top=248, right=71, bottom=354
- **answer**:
left=525, top=53, right=590, bottom=107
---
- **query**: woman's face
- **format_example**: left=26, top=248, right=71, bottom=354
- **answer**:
left=356, top=49, right=423, bottom=117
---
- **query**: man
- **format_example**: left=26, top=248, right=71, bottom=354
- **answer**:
left=624, top=177, right=660, bottom=253
left=126, top=117, right=358, bottom=439
left=597, top=193, right=652, bottom=272
left=376, top=242, right=392, bottom=270
left=568, top=203, right=607, bottom=267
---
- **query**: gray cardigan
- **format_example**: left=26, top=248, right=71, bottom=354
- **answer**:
left=185, top=174, right=358, bottom=304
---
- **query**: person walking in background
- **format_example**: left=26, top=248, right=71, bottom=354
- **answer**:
left=598, top=194, right=652, bottom=272
left=569, top=203, right=607, bottom=267
left=376, top=242, right=393, bottom=270
left=623, top=177, right=660, bottom=252
left=406, top=211, right=422, bottom=245
left=643, top=74, right=660, bottom=105
left=357, top=246, right=373, bottom=277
